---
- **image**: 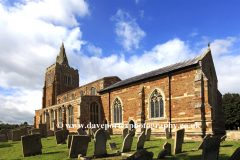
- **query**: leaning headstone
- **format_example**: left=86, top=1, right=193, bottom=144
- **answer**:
left=63, top=129, right=69, bottom=140
left=136, top=131, right=146, bottom=150
left=0, top=134, right=8, bottom=142
left=122, top=128, right=128, bottom=139
left=7, top=131, right=12, bottom=140
left=229, top=147, right=240, bottom=160
left=69, top=135, right=90, bottom=158
left=12, top=130, right=22, bottom=141
left=55, top=130, right=66, bottom=144
left=127, top=149, right=153, bottom=160
left=109, top=142, right=117, bottom=150
left=67, top=135, right=73, bottom=149
left=145, top=128, right=151, bottom=141
left=129, top=129, right=136, bottom=137
left=21, top=134, right=42, bottom=157
left=157, top=149, right=167, bottom=159
left=220, top=135, right=227, bottom=143
left=202, top=137, right=220, bottom=160
left=39, top=124, right=47, bottom=138
left=77, top=128, right=87, bottom=135
left=0, top=129, right=9, bottom=140
left=122, top=133, right=133, bottom=152
left=174, top=129, right=184, bottom=154
left=94, top=129, right=107, bottom=158
left=47, top=130, right=54, bottom=137
left=105, top=131, right=111, bottom=140
left=163, top=142, right=171, bottom=156
left=197, top=134, right=211, bottom=150
left=165, top=127, right=170, bottom=139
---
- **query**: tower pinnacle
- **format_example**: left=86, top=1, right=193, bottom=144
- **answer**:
left=56, top=42, right=69, bottom=66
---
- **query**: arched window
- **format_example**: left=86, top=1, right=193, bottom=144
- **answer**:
left=68, top=106, right=74, bottom=125
left=90, top=102, right=99, bottom=124
left=150, top=90, right=164, bottom=118
left=58, top=108, right=62, bottom=127
left=58, top=99, right=61, bottom=104
left=64, top=96, right=67, bottom=102
left=68, top=75, right=72, bottom=85
left=90, top=87, right=95, bottom=95
left=51, top=110, right=54, bottom=129
left=80, top=90, right=84, bottom=96
left=113, top=98, right=122, bottom=123
left=64, top=74, right=68, bottom=84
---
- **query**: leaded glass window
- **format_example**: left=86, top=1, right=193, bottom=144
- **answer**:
left=113, top=98, right=122, bottom=123
left=90, top=102, right=99, bottom=124
left=68, top=106, right=74, bottom=125
left=150, top=90, right=164, bottom=118
left=91, top=87, right=95, bottom=95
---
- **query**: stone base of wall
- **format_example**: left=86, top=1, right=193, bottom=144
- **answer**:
left=226, top=130, right=240, bottom=141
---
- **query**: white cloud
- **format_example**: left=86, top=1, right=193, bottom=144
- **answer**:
left=111, top=9, right=146, bottom=51
left=87, top=44, right=102, bottom=57
left=139, top=10, right=144, bottom=18
left=189, top=28, right=199, bottom=37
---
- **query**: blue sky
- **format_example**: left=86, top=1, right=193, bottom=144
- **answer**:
left=0, top=0, right=240, bottom=124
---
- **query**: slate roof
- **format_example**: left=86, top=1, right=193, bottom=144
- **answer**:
left=98, top=55, right=202, bottom=93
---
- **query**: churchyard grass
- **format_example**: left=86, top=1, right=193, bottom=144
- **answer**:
left=0, top=135, right=238, bottom=159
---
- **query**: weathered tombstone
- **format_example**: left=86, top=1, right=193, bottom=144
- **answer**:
left=77, top=128, right=87, bottom=135
left=157, top=149, right=167, bottom=159
left=109, top=142, right=117, bottom=150
left=174, top=129, right=184, bottom=154
left=105, top=131, right=111, bottom=140
left=21, top=128, right=28, bottom=136
left=12, top=130, right=22, bottom=141
left=229, top=147, right=240, bottom=160
left=69, top=135, right=90, bottom=158
left=145, top=128, right=151, bottom=141
left=63, top=129, right=69, bottom=139
left=127, top=149, right=154, bottom=160
left=0, top=134, right=8, bottom=142
left=122, top=133, right=133, bottom=152
left=67, top=135, right=73, bottom=149
left=39, top=124, right=47, bottom=138
left=129, top=129, right=136, bottom=137
left=202, top=137, right=220, bottom=160
left=7, top=131, right=12, bottom=140
left=55, top=130, right=66, bottom=144
left=136, top=131, right=146, bottom=150
left=92, top=128, right=98, bottom=138
left=31, top=129, right=40, bottom=134
left=47, top=130, right=54, bottom=137
left=122, top=128, right=128, bottom=139
left=94, top=129, right=107, bottom=158
left=165, top=127, right=170, bottom=139
left=0, top=129, right=9, bottom=140
left=163, top=142, right=171, bottom=156
left=220, top=135, right=227, bottom=143
left=197, top=134, right=211, bottom=150
left=21, top=134, right=42, bottom=157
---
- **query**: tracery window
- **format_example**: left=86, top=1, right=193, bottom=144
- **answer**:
left=64, top=74, right=72, bottom=85
left=90, top=87, right=95, bottom=95
left=150, top=90, right=164, bottom=118
left=68, top=106, right=74, bottom=125
left=90, top=102, right=99, bottom=124
left=113, top=98, right=122, bottom=123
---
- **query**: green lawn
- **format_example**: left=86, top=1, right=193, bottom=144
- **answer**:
left=0, top=135, right=237, bottom=160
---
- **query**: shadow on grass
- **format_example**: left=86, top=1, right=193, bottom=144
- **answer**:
left=144, top=146, right=159, bottom=149
left=183, top=141, right=195, bottom=143
left=0, top=143, right=13, bottom=148
left=44, top=151, right=65, bottom=155
left=221, top=145, right=233, bottom=147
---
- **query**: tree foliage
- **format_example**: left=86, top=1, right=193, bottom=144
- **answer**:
left=223, top=93, right=240, bottom=130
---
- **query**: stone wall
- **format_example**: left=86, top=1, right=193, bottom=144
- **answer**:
left=226, top=130, right=240, bottom=141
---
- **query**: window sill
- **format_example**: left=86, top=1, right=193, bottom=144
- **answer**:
left=145, top=118, right=168, bottom=122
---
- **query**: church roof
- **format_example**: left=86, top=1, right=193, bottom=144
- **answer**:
left=98, top=55, right=202, bottom=93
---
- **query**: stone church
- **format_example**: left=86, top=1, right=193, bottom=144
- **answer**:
left=34, top=43, right=225, bottom=140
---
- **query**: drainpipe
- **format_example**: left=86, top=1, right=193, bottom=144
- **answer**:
left=168, top=73, right=172, bottom=138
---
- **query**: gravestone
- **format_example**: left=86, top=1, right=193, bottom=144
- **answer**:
left=67, top=135, right=73, bottom=149
left=220, top=135, right=227, bottom=143
left=127, top=149, right=154, bottom=160
left=157, top=149, right=167, bottom=159
left=63, top=129, right=69, bottom=139
left=145, top=128, right=151, bottom=141
left=165, top=127, right=170, bottom=139
left=21, top=134, right=42, bottom=157
left=105, top=131, right=111, bottom=140
left=47, top=130, right=54, bottom=137
left=163, top=142, right=171, bottom=156
left=174, top=129, right=184, bottom=154
left=55, top=130, right=66, bottom=144
left=12, top=130, right=22, bottom=141
left=129, top=129, right=136, bottom=137
left=229, top=147, right=240, bottom=160
left=94, top=129, right=107, bottom=157
left=69, top=135, right=90, bottom=158
left=77, top=128, right=87, bottom=135
left=31, top=129, right=40, bottom=134
left=0, top=129, right=9, bottom=140
left=202, top=137, right=220, bottom=160
left=122, top=133, right=133, bottom=152
left=122, top=128, right=128, bottom=139
left=0, top=134, right=8, bottom=142
left=92, top=128, right=98, bottom=138
left=136, top=131, right=146, bottom=150
left=21, top=128, right=28, bottom=136
left=197, top=134, right=211, bottom=150
left=109, top=142, right=117, bottom=150
left=39, top=124, right=47, bottom=138
left=7, top=131, right=12, bottom=140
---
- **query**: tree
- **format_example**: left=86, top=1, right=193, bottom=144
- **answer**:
left=24, top=122, right=28, bottom=126
left=223, top=93, right=240, bottom=130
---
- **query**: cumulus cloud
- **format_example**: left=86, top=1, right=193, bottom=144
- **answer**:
left=86, top=44, right=102, bottom=57
left=111, top=9, right=146, bottom=51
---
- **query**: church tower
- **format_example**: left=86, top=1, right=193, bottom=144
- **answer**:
left=42, top=43, right=79, bottom=109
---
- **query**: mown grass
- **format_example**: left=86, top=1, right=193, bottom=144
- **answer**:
left=0, top=135, right=237, bottom=160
